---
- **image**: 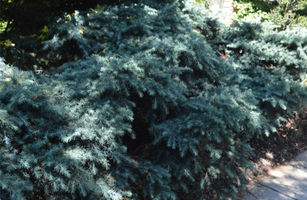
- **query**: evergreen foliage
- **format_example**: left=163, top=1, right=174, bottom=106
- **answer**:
left=1, top=0, right=307, bottom=199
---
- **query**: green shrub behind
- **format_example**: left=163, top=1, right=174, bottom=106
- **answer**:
left=234, top=0, right=307, bottom=30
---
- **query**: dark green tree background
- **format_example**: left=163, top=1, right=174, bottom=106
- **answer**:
left=0, top=0, right=133, bottom=36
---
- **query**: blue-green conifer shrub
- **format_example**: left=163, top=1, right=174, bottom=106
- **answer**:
left=1, top=0, right=307, bottom=199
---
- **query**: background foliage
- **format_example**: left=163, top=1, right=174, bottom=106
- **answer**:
left=0, top=0, right=131, bottom=36
left=234, top=0, right=307, bottom=30
left=233, top=0, right=273, bottom=21
left=1, top=0, right=307, bottom=199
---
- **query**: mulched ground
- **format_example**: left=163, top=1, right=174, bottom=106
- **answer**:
left=245, top=109, right=307, bottom=179
left=236, top=109, right=307, bottom=199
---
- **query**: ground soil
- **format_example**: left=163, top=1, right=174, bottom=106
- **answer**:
left=244, top=108, right=307, bottom=180
left=235, top=109, right=307, bottom=200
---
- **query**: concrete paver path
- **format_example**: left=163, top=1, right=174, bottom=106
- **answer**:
left=240, top=151, right=307, bottom=200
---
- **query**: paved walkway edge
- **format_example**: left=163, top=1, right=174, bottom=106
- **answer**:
left=240, top=150, right=307, bottom=200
